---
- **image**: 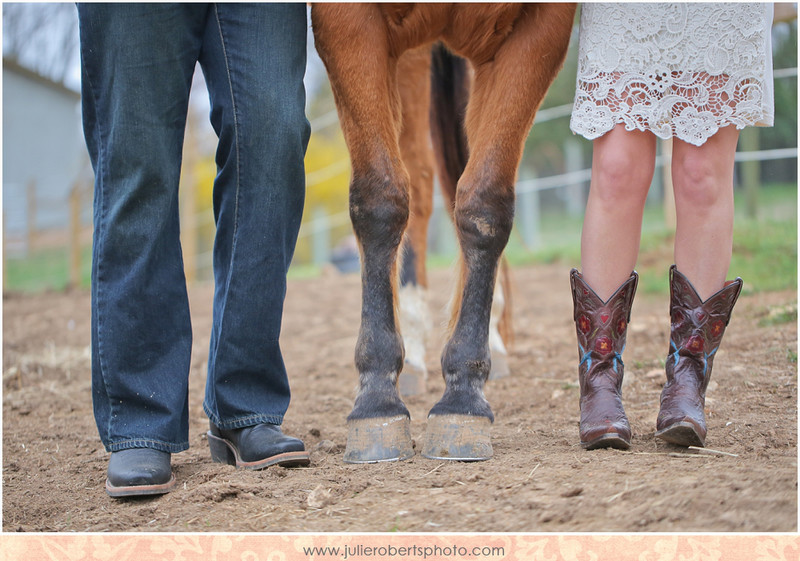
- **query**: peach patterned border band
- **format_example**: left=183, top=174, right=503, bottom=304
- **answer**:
left=0, top=534, right=798, bottom=561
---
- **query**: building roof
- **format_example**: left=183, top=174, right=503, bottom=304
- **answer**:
left=2, top=56, right=80, bottom=101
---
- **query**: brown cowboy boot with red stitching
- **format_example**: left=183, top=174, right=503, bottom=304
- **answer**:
left=570, top=269, right=638, bottom=450
left=655, top=265, right=742, bottom=447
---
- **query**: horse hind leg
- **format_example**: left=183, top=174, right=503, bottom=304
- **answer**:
left=312, top=4, right=413, bottom=463
left=488, top=258, right=512, bottom=380
left=397, top=45, right=435, bottom=397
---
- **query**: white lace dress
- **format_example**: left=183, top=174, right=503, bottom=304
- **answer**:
left=570, top=3, right=774, bottom=146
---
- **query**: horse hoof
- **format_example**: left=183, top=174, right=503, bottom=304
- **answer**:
left=343, top=416, right=415, bottom=463
left=488, top=350, right=510, bottom=380
left=422, top=414, right=492, bottom=461
left=399, top=362, right=426, bottom=396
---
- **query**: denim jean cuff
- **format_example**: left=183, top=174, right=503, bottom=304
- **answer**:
left=106, top=438, right=189, bottom=454
left=204, top=405, right=285, bottom=430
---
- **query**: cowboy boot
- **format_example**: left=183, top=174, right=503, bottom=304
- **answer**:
left=570, top=269, right=638, bottom=450
left=655, top=265, right=742, bottom=447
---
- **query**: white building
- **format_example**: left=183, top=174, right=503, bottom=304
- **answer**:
left=3, top=57, right=88, bottom=254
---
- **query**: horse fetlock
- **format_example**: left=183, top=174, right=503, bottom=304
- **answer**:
left=441, top=338, right=491, bottom=385
left=428, top=384, right=494, bottom=422
left=348, top=376, right=409, bottom=421
left=355, top=326, right=404, bottom=378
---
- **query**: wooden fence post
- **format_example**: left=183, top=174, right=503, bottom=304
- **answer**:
left=2, top=210, right=7, bottom=292
left=68, top=184, right=82, bottom=289
left=564, top=139, right=584, bottom=217
left=517, top=174, right=541, bottom=250
left=739, top=127, right=760, bottom=219
left=312, top=206, right=331, bottom=266
left=661, top=138, right=676, bottom=229
left=26, top=179, right=36, bottom=255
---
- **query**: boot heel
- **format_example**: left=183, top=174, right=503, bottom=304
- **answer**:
left=207, top=432, right=237, bottom=465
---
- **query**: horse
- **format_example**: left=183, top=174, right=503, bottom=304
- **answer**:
left=311, top=3, right=576, bottom=462
left=394, top=43, right=514, bottom=397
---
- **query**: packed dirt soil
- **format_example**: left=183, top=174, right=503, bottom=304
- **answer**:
left=3, top=262, right=797, bottom=532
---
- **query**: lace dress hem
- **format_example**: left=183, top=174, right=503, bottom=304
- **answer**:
left=570, top=3, right=774, bottom=147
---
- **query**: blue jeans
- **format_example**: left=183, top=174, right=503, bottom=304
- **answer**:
left=78, top=3, right=310, bottom=453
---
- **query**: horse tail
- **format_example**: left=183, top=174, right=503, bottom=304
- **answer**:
left=429, top=42, right=470, bottom=216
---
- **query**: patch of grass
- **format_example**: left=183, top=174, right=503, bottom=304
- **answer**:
left=4, top=184, right=796, bottom=295
left=4, top=246, right=92, bottom=292
left=758, top=303, right=798, bottom=327
left=287, top=263, right=323, bottom=280
left=430, top=182, right=797, bottom=297
left=730, top=218, right=797, bottom=294
left=787, top=349, right=797, bottom=364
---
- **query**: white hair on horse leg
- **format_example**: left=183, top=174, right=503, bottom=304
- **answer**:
left=398, top=283, right=431, bottom=374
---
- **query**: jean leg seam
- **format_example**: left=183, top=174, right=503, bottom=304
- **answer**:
left=208, top=5, right=242, bottom=421
left=81, top=47, right=113, bottom=445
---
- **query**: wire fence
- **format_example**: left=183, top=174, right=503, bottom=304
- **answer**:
left=3, top=69, right=797, bottom=291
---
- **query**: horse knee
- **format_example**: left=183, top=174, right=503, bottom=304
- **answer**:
left=350, top=169, right=410, bottom=253
left=455, top=184, right=514, bottom=258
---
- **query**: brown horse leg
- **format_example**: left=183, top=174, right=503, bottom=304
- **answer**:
left=397, top=45, right=435, bottom=397
left=312, top=5, right=413, bottom=463
left=423, top=6, right=574, bottom=460
left=429, top=44, right=511, bottom=381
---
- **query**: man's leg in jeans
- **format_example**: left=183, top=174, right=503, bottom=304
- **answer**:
left=78, top=4, right=206, bottom=494
left=198, top=3, right=311, bottom=468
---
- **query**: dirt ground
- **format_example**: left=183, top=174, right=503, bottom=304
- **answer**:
left=2, top=262, right=797, bottom=532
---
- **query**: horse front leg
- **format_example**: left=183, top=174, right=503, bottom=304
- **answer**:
left=421, top=165, right=513, bottom=461
left=312, top=4, right=413, bottom=463
left=346, top=161, right=413, bottom=463
left=422, top=4, right=574, bottom=461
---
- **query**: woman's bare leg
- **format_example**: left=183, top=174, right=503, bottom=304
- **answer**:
left=671, top=126, right=740, bottom=300
left=580, top=124, right=656, bottom=300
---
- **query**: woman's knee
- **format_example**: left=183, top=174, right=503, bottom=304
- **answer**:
left=591, top=155, right=654, bottom=205
left=672, top=127, right=738, bottom=210
left=590, top=129, right=655, bottom=204
left=672, top=151, right=732, bottom=210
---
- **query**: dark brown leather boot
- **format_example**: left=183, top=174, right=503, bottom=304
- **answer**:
left=570, top=269, right=638, bottom=450
left=655, top=265, right=742, bottom=447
